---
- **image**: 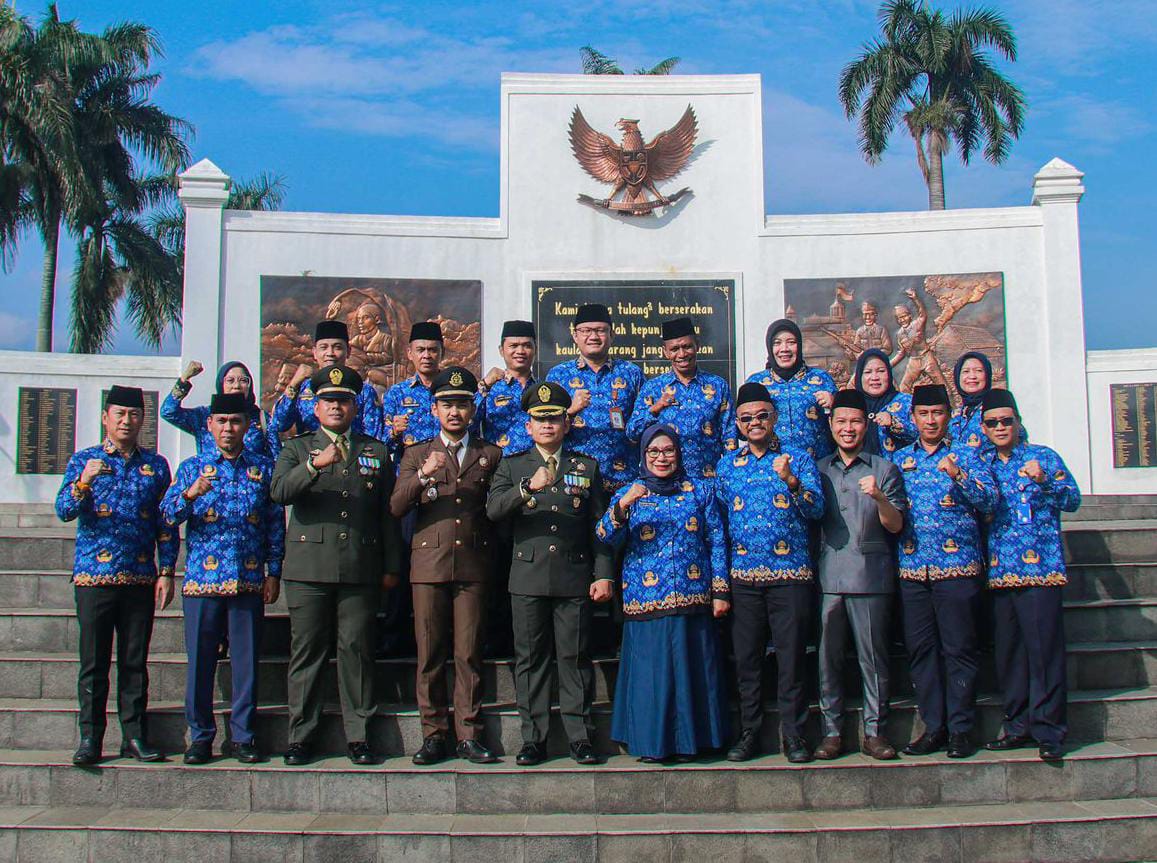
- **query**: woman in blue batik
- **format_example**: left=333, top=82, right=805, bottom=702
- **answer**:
left=746, top=319, right=835, bottom=459
left=162, top=360, right=281, bottom=459
left=597, top=424, right=730, bottom=762
left=853, top=348, right=916, bottom=459
left=949, top=352, right=1028, bottom=453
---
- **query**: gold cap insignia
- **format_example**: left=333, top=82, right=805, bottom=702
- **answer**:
left=538, top=384, right=551, bottom=402
left=450, top=370, right=464, bottom=387
left=329, top=368, right=343, bottom=386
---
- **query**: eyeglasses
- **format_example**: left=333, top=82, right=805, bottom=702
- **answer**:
left=574, top=326, right=610, bottom=337
left=982, top=417, right=1017, bottom=429
left=645, top=447, right=677, bottom=458
left=737, top=410, right=772, bottom=424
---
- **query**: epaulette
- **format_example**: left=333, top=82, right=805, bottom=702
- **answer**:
left=569, top=450, right=596, bottom=461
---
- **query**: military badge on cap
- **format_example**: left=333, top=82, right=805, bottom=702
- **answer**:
left=523, top=381, right=571, bottom=418
left=329, top=367, right=343, bottom=386
left=312, top=364, right=362, bottom=399
left=431, top=366, right=477, bottom=399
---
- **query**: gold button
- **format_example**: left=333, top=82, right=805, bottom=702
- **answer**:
left=342, top=491, right=349, bottom=498
left=455, top=518, right=461, bottom=525
left=551, top=505, right=559, bottom=512
left=299, top=535, right=306, bottom=541
left=549, top=545, right=557, bottom=553
left=455, top=539, right=462, bottom=546
left=455, top=498, right=462, bottom=504
left=550, top=525, right=558, bottom=532
left=551, top=487, right=557, bottom=493
left=343, top=469, right=349, bottom=476
left=339, top=532, right=348, bottom=540
left=517, top=551, right=523, bottom=558
left=341, top=511, right=348, bottom=518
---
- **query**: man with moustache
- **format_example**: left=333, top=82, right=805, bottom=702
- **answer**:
left=546, top=303, right=643, bottom=492
left=814, top=389, right=907, bottom=761
left=56, top=386, right=179, bottom=765
left=271, top=366, right=403, bottom=765
left=628, top=316, right=737, bottom=479
left=894, top=384, right=998, bottom=760
left=272, top=320, right=383, bottom=438
left=390, top=367, right=503, bottom=765
left=161, top=393, right=285, bottom=764
left=486, top=382, right=613, bottom=765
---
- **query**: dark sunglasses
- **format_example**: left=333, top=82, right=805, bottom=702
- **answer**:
left=982, top=417, right=1017, bottom=429
left=737, top=410, right=772, bottom=424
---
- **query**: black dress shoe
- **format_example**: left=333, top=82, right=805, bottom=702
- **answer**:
left=902, top=729, right=947, bottom=756
left=412, top=734, right=448, bottom=765
left=638, top=756, right=665, bottom=764
left=284, top=742, right=313, bottom=766
left=348, top=742, right=377, bottom=765
left=457, top=739, right=499, bottom=764
left=72, top=737, right=102, bottom=766
left=783, top=736, right=813, bottom=764
left=947, top=732, right=975, bottom=759
left=570, top=741, right=600, bottom=765
left=183, top=741, right=212, bottom=765
left=1039, top=741, right=1064, bottom=762
left=230, top=741, right=263, bottom=764
left=516, top=742, right=547, bottom=766
left=726, top=729, right=760, bottom=762
left=985, top=733, right=1034, bottom=751
left=120, top=738, right=163, bottom=762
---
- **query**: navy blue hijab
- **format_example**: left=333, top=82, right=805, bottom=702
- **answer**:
left=638, top=424, right=685, bottom=496
left=953, top=352, right=992, bottom=412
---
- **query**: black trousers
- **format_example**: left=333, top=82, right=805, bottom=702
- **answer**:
left=75, top=584, right=156, bottom=741
left=993, top=586, right=1067, bottom=745
left=900, top=576, right=981, bottom=735
left=731, top=581, right=811, bottom=738
left=511, top=594, right=594, bottom=745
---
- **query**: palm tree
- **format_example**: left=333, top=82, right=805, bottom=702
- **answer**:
left=837, top=0, right=1026, bottom=210
left=580, top=46, right=680, bottom=75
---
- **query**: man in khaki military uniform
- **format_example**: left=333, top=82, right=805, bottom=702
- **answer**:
left=271, top=365, right=403, bottom=766
left=486, top=382, right=613, bottom=765
left=391, top=367, right=503, bottom=765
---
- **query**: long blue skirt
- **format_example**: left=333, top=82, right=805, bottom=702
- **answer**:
left=611, top=613, right=729, bottom=759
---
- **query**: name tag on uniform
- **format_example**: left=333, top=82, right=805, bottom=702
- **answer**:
left=609, top=407, right=625, bottom=430
left=1016, top=492, right=1032, bottom=525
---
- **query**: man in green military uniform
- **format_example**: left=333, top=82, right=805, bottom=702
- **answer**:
left=486, top=382, right=613, bottom=765
left=271, top=365, right=404, bottom=765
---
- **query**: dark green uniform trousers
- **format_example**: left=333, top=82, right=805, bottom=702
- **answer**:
left=511, top=594, right=594, bottom=746
left=285, top=580, right=379, bottom=746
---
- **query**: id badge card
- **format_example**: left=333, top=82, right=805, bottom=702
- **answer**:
left=609, top=407, right=625, bottom=430
left=1016, top=492, right=1032, bottom=525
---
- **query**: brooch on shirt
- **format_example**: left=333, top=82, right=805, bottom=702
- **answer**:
left=247, top=466, right=263, bottom=482
left=201, top=464, right=217, bottom=477
left=701, top=384, right=716, bottom=400
left=494, top=396, right=512, bottom=407
left=139, top=464, right=155, bottom=476
left=901, top=457, right=917, bottom=471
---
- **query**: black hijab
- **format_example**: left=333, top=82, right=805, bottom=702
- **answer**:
left=764, top=318, right=805, bottom=380
left=638, top=424, right=685, bottom=496
left=953, top=352, right=992, bottom=412
left=853, top=349, right=898, bottom=416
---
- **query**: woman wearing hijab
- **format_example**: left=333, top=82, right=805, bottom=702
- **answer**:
left=596, top=424, right=730, bottom=762
left=853, top=348, right=916, bottom=459
left=162, top=360, right=281, bottom=459
left=746, top=319, right=836, bottom=459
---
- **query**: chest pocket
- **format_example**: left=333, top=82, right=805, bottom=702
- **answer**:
left=293, top=524, right=324, bottom=543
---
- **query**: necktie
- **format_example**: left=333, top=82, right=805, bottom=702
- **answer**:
left=447, top=441, right=462, bottom=468
left=335, top=435, right=348, bottom=463
left=546, top=455, right=558, bottom=483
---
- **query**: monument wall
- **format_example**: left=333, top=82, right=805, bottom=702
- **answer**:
left=0, top=72, right=1150, bottom=502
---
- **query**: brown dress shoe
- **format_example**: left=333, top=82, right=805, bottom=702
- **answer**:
left=861, top=735, right=897, bottom=760
left=813, top=736, right=842, bottom=760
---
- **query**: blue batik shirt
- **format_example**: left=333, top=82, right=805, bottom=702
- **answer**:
left=596, top=479, right=727, bottom=618
left=55, top=441, right=178, bottom=587
left=162, top=449, right=286, bottom=596
left=627, top=370, right=738, bottom=479
left=380, top=374, right=442, bottom=462
left=746, top=365, right=836, bottom=460
left=547, top=358, right=644, bottom=489
left=714, top=444, right=824, bottom=584
left=271, top=378, right=382, bottom=441
left=475, top=374, right=535, bottom=455
left=162, top=382, right=281, bottom=459
left=896, top=439, right=999, bottom=582
left=870, top=391, right=917, bottom=460
left=950, top=405, right=1030, bottom=456
left=984, top=443, right=1081, bottom=588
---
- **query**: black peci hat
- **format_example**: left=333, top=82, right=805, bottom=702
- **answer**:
left=911, top=384, right=951, bottom=409
left=831, top=389, right=868, bottom=414
left=314, top=320, right=349, bottom=342
left=409, top=321, right=444, bottom=343
left=735, top=382, right=773, bottom=409
left=573, top=303, right=611, bottom=326
left=209, top=392, right=250, bottom=415
left=500, top=320, right=536, bottom=340
left=660, top=317, right=696, bottom=341
left=982, top=388, right=1020, bottom=416
left=105, top=385, right=144, bottom=410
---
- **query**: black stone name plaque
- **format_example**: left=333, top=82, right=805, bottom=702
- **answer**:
left=532, top=279, right=737, bottom=384
left=16, top=387, right=77, bottom=475
left=1111, top=382, right=1157, bottom=469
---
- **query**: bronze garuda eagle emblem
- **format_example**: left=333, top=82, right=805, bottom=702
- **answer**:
left=569, top=105, right=698, bottom=216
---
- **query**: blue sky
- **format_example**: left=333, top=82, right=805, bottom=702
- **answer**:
left=1, top=0, right=1154, bottom=354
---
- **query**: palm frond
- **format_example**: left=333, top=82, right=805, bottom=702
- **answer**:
left=579, top=46, right=623, bottom=75
left=636, top=56, right=680, bottom=75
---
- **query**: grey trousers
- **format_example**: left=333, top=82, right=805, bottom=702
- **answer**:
left=818, top=593, right=891, bottom=738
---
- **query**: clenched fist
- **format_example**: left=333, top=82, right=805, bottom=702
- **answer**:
left=652, top=387, right=677, bottom=415
left=937, top=454, right=961, bottom=480
left=181, top=360, right=204, bottom=382
left=874, top=412, right=893, bottom=428
left=815, top=391, right=834, bottom=410
left=859, top=475, right=882, bottom=500
left=289, top=364, right=313, bottom=388
left=310, top=443, right=341, bottom=470
left=772, top=453, right=794, bottom=482
left=421, top=450, right=449, bottom=477
left=79, top=458, right=108, bottom=486
left=620, top=482, right=649, bottom=510
left=569, top=388, right=592, bottom=414
left=483, top=367, right=505, bottom=388
left=527, top=465, right=555, bottom=492
left=390, top=414, right=410, bottom=439
left=183, top=474, right=215, bottom=501
left=1023, top=459, right=1045, bottom=484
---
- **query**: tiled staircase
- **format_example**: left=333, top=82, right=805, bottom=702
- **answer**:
left=0, top=497, right=1155, bottom=861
